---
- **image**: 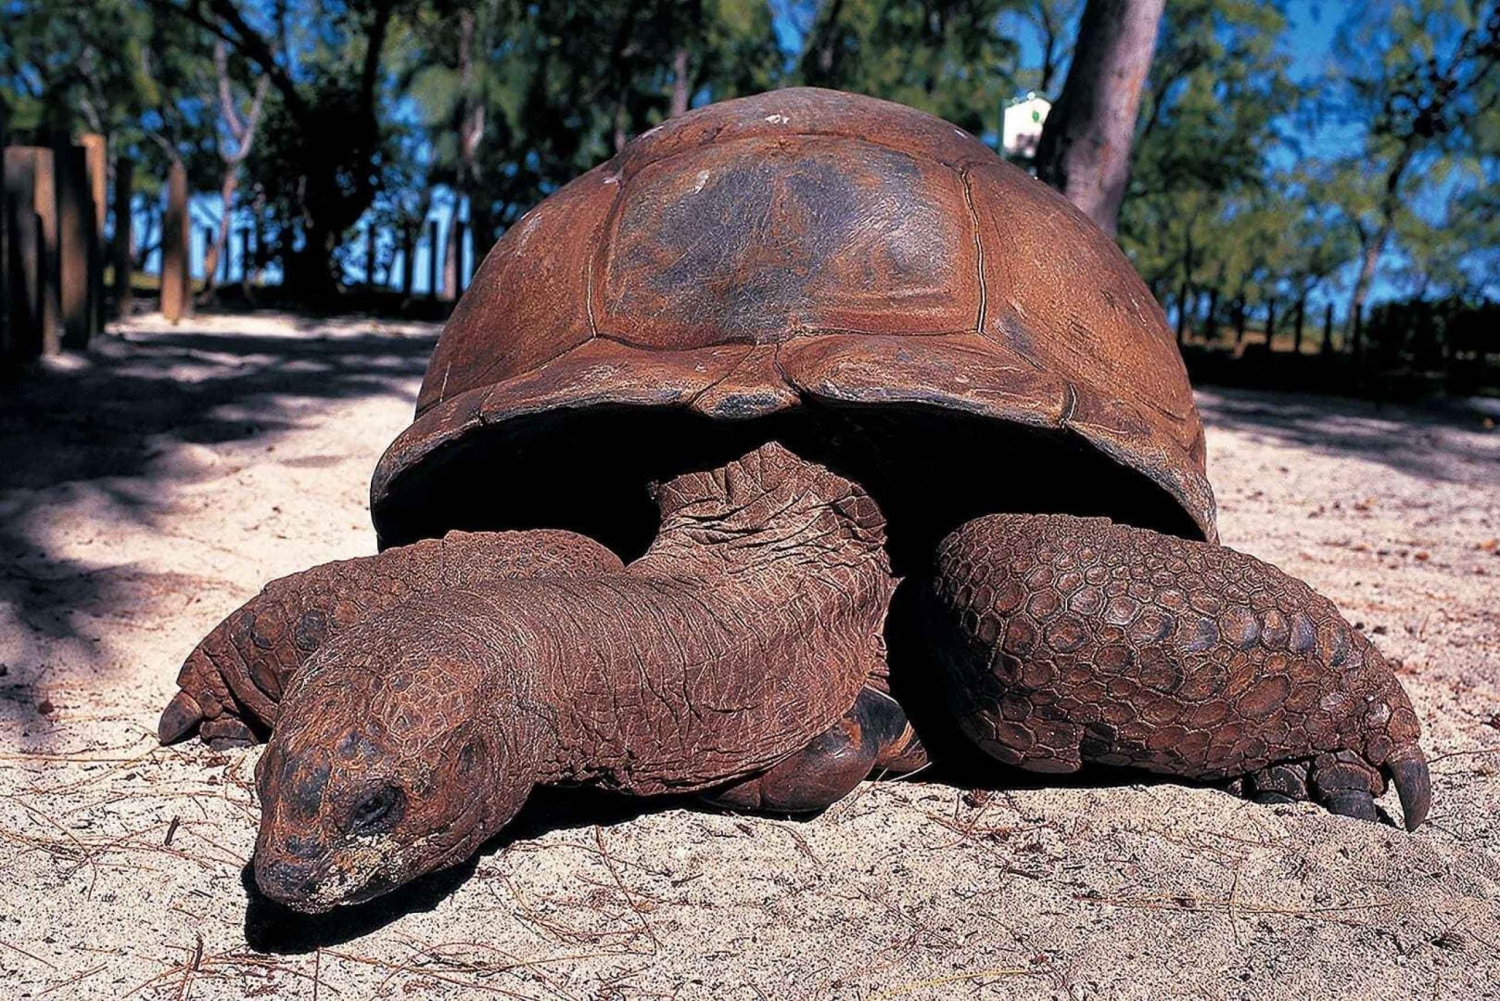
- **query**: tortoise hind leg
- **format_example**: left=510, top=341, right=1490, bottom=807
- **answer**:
left=702, top=687, right=928, bottom=814
left=926, top=512, right=1431, bottom=831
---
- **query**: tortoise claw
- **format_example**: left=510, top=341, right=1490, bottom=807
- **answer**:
left=1387, top=748, right=1431, bottom=831
left=158, top=690, right=204, bottom=744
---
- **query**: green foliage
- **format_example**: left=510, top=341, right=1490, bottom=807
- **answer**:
left=2, top=0, right=1496, bottom=321
left=793, top=0, right=1022, bottom=136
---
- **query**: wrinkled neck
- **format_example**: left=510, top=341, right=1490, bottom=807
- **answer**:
left=511, top=443, right=898, bottom=794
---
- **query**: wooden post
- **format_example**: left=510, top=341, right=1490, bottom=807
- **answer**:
left=161, top=161, right=190, bottom=322
left=10, top=147, right=63, bottom=355
left=202, top=226, right=215, bottom=283
left=55, top=141, right=94, bottom=349
left=80, top=134, right=106, bottom=334
left=5, top=151, right=33, bottom=358
left=426, top=218, right=440, bottom=300
left=1292, top=296, right=1305, bottom=355
left=112, top=156, right=134, bottom=319
left=1321, top=302, right=1334, bottom=355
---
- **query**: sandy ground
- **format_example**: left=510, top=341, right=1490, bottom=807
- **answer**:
left=1, top=312, right=1496, bottom=1001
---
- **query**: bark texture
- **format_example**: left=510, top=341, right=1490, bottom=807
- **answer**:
left=928, top=513, right=1429, bottom=829
left=1033, top=0, right=1166, bottom=236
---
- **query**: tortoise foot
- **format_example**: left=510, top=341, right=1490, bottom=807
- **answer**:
left=702, top=687, right=926, bottom=814
left=1237, top=749, right=1427, bottom=828
left=201, top=714, right=260, bottom=751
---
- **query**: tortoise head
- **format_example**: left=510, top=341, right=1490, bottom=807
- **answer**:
left=251, top=596, right=541, bottom=912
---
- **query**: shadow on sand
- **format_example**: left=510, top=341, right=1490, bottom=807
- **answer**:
left=0, top=319, right=436, bottom=710
left=1195, top=386, right=1499, bottom=489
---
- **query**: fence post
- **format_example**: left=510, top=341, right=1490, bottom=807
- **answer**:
left=20, top=147, right=62, bottom=354
left=56, top=141, right=95, bottom=349
left=161, top=161, right=190, bottom=322
left=1292, top=296, right=1305, bottom=355
left=112, top=156, right=134, bottom=319
left=4, top=150, right=37, bottom=358
left=427, top=218, right=440, bottom=300
left=80, top=134, right=106, bottom=335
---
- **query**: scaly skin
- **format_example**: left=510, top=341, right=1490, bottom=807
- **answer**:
left=159, top=530, right=623, bottom=747
left=251, top=443, right=902, bottom=911
left=928, top=513, right=1430, bottom=830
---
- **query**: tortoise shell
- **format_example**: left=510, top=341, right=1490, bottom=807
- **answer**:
left=371, top=88, right=1215, bottom=558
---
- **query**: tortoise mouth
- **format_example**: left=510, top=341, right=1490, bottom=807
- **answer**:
left=369, top=398, right=1206, bottom=578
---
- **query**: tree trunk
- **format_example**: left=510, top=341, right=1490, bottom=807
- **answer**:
left=1033, top=0, right=1166, bottom=237
left=203, top=172, right=239, bottom=293
left=1347, top=233, right=1385, bottom=343
left=1175, top=281, right=1188, bottom=345
left=613, top=101, right=629, bottom=155
left=671, top=46, right=691, bottom=117
left=365, top=219, right=377, bottom=287
left=444, top=9, right=482, bottom=300
left=400, top=225, right=416, bottom=297
left=1292, top=296, right=1305, bottom=355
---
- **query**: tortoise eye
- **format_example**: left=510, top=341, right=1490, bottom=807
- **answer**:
left=350, top=785, right=404, bottom=834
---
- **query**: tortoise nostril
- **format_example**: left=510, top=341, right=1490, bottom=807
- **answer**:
left=256, top=857, right=317, bottom=901
left=283, top=834, right=324, bottom=859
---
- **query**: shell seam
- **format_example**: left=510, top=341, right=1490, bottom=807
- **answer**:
left=959, top=168, right=987, bottom=336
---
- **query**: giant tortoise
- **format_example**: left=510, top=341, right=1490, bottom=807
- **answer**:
left=159, top=88, right=1429, bottom=914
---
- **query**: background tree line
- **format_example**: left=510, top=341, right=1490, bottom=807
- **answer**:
left=2, top=0, right=1497, bottom=370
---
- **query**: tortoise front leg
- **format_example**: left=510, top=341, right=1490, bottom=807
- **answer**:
left=159, top=530, right=623, bottom=749
left=700, top=687, right=928, bottom=814
left=926, top=514, right=1430, bottom=830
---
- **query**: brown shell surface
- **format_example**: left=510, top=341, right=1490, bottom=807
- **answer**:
left=371, top=87, right=1214, bottom=542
